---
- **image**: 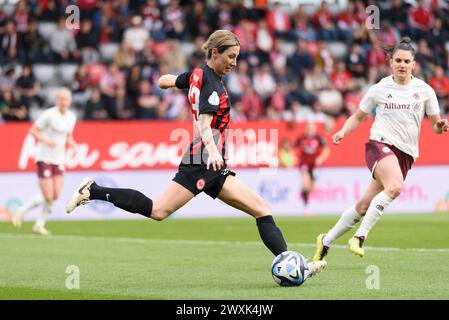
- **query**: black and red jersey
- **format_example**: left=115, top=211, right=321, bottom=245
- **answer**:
left=295, top=134, right=326, bottom=166
left=175, top=65, right=231, bottom=165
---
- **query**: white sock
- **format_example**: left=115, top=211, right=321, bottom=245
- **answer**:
left=323, top=205, right=362, bottom=246
left=35, top=200, right=54, bottom=229
left=355, top=191, right=393, bottom=239
left=17, top=194, right=45, bottom=217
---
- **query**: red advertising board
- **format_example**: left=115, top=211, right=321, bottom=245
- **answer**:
left=0, top=119, right=447, bottom=172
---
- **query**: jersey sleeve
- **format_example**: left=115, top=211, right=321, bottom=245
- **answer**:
left=34, top=110, right=49, bottom=130
left=198, top=73, right=220, bottom=115
left=359, top=84, right=379, bottom=113
left=175, top=71, right=192, bottom=90
left=424, top=85, right=440, bottom=116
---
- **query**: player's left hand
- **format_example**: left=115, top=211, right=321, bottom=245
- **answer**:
left=436, top=119, right=449, bottom=132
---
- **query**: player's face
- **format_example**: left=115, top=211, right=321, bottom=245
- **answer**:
left=213, top=46, right=240, bottom=76
left=390, top=49, right=415, bottom=83
left=56, top=90, right=72, bottom=113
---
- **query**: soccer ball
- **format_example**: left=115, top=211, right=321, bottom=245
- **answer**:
left=271, top=251, right=309, bottom=287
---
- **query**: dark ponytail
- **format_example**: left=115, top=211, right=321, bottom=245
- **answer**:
left=382, top=37, right=415, bottom=59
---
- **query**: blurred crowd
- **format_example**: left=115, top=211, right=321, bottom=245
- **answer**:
left=0, top=0, right=449, bottom=127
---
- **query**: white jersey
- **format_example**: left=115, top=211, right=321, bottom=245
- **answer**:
left=359, top=75, right=440, bottom=160
left=34, top=106, right=77, bottom=165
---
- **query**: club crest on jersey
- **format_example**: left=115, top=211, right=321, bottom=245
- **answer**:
left=412, top=102, right=421, bottom=112
left=196, top=178, right=205, bottom=190
left=382, top=147, right=391, bottom=153
left=387, top=94, right=393, bottom=99
left=208, top=91, right=220, bottom=106
left=413, top=92, right=420, bottom=100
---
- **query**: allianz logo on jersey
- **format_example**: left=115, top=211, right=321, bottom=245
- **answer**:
left=383, top=102, right=421, bottom=112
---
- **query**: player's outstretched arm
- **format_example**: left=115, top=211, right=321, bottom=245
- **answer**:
left=157, top=74, right=178, bottom=89
left=332, top=109, right=369, bottom=144
left=428, top=114, right=449, bottom=134
left=29, top=124, right=56, bottom=147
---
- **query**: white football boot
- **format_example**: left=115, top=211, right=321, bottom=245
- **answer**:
left=66, top=177, right=94, bottom=214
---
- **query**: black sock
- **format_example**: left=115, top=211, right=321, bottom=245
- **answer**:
left=90, top=182, right=153, bottom=218
left=301, top=190, right=309, bottom=205
left=256, top=215, right=288, bottom=256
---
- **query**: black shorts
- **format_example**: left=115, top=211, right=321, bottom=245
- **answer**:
left=172, top=163, right=236, bottom=199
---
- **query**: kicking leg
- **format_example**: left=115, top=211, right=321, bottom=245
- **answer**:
left=67, top=178, right=193, bottom=221
left=217, top=175, right=287, bottom=256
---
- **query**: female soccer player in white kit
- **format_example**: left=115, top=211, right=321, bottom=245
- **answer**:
left=313, top=37, right=449, bottom=260
left=12, top=88, right=77, bottom=235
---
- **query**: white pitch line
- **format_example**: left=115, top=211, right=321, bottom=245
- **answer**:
left=1, top=232, right=449, bottom=253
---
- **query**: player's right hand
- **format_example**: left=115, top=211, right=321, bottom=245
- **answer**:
left=331, top=130, right=345, bottom=145
left=207, top=149, right=224, bottom=171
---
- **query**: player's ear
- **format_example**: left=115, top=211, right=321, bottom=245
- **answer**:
left=210, top=48, right=218, bottom=59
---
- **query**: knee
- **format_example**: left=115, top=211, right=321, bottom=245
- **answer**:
left=150, top=205, right=170, bottom=221
left=384, top=183, right=403, bottom=199
left=254, top=200, right=272, bottom=218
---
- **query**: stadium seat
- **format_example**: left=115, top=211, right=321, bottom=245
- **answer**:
left=37, top=22, right=58, bottom=42
left=180, top=42, right=195, bottom=59
left=58, top=64, right=79, bottom=85
left=32, top=64, right=58, bottom=86
left=99, top=43, right=120, bottom=62
left=279, top=41, right=296, bottom=57
left=1, top=3, right=18, bottom=17
left=327, top=41, right=348, bottom=59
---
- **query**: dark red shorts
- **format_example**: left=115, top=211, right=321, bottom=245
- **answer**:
left=36, top=161, right=65, bottom=179
left=365, top=140, right=414, bottom=180
left=299, top=160, right=316, bottom=180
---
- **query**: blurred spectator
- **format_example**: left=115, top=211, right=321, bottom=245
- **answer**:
left=376, top=21, right=399, bottom=47
left=84, top=86, right=109, bottom=120
left=15, top=65, right=42, bottom=110
left=230, top=101, right=248, bottom=123
left=0, top=66, right=16, bottom=91
left=0, top=89, right=29, bottom=121
left=164, top=0, right=184, bottom=40
left=188, top=36, right=206, bottom=70
left=279, top=138, right=296, bottom=168
left=409, top=0, right=434, bottom=40
left=126, top=64, right=142, bottom=108
left=20, top=18, right=45, bottom=63
left=185, top=1, right=212, bottom=40
left=136, top=80, right=162, bottom=119
left=382, top=0, right=410, bottom=36
left=415, top=39, right=435, bottom=78
left=99, top=62, right=125, bottom=119
left=226, top=60, right=251, bottom=103
left=366, top=40, right=388, bottom=85
left=288, top=39, right=315, bottom=82
left=266, top=2, right=291, bottom=38
left=428, top=65, right=449, bottom=115
left=240, top=86, right=264, bottom=120
left=78, top=0, right=100, bottom=20
left=311, top=1, right=338, bottom=41
left=160, top=39, right=187, bottom=73
left=346, top=42, right=366, bottom=83
left=426, top=17, right=448, bottom=51
left=50, top=17, right=80, bottom=63
left=164, top=89, right=188, bottom=120
left=76, top=19, right=100, bottom=64
left=36, top=0, right=59, bottom=22
left=252, top=64, right=277, bottom=103
left=270, top=84, right=287, bottom=114
left=0, top=20, right=18, bottom=64
left=330, top=60, right=353, bottom=92
left=114, top=41, right=137, bottom=70
left=353, top=23, right=376, bottom=54
left=256, top=20, right=274, bottom=53
left=343, top=85, right=365, bottom=116
left=72, top=64, right=92, bottom=108
left=123, top=16, right=149, bottom=52
left=336, top=1, right=361, bottom=44
left=141, top=0, right=165, bottom=41
left=290, top=5, right=316, bottom=41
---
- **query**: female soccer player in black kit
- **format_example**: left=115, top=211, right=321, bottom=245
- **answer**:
left=66, top=30, right=326, bottom=275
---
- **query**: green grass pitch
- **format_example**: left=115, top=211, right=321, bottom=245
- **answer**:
left=1, top=213, right=448, bottom=300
